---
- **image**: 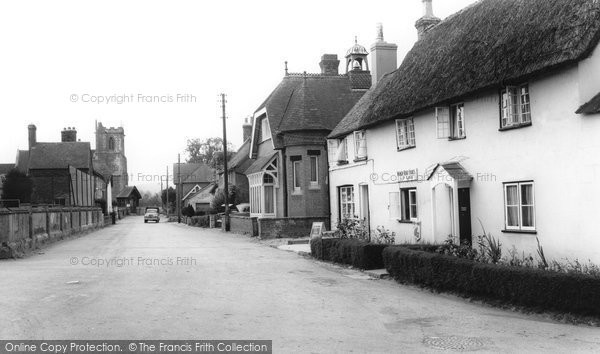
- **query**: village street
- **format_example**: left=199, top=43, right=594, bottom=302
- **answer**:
left=0, top=217, right=599, bottom=353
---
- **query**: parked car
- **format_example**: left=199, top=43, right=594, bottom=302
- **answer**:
left=144, top=207, right=160, bottom=223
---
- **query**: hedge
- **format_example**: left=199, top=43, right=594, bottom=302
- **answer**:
left=310, top=237, right=387, bottom=270
left=188, top=215, right=211, bottom=228
left=383, top=246, right=600, bottom=317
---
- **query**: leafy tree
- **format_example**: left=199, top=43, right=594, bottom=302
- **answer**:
left=140, top=191, right=161, bottom=207
left=185, top=137, right=236, bottom=171
left=161, top=187, right=177, bottom=214
left=1, top=169, right=32, bottom=203
left=210, top=185, right=240, bottom=212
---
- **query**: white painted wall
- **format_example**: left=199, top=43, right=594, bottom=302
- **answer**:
left=329, top=46, right=600, bottom=263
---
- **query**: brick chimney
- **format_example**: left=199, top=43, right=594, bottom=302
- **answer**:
left=370, top=23, right=398, bottom=85
left=61, top=127, right=77, bottom=142
left=319, top=54, right=340, bottom=75
left=28, top=124, right=37, bottom=149
left=415, top=0, right=441, bottom=40
left=242, top=117, right=253, bottom=142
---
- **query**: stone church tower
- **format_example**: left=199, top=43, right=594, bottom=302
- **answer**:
left=93, top=122, right=128, bottom=198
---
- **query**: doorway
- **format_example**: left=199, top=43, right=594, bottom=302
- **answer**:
left=458, top=188, right=472, bottom=245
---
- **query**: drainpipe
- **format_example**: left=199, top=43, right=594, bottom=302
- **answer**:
left=282, top=148, right=288, bottom=217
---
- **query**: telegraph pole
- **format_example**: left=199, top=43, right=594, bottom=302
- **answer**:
left=221, top=93, right=230, bottom=231
left=165, top=166, right=169, bottom=215
left=177, top=153, right=182, bottom=223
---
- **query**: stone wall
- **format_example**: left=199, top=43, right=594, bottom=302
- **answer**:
left=229, top=214, right=258, bottom=237
left=258, top=217, right=330, bottom=239
left=0, top=206, right=104, bottom=258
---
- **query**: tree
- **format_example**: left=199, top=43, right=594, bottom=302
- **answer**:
left=1, top=169, right=32, bottom=203
left=161, top=187, right=176, bottom=214
left=185, top=137, right=236, bottom=171
left=140, top=191, right=161, bottom=207
left=210, top=185, right=240, bottom=212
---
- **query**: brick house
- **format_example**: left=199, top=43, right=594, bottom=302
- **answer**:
left=245, top=48, right=371, bottom=234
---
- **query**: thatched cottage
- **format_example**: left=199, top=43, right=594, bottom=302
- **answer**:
left=327, top=0, right=600, bottom=261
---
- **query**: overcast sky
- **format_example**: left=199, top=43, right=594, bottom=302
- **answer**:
left=0, top=0, right=478, bottom=194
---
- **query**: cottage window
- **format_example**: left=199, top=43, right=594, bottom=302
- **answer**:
left=395, top=118, right=416, bottom=151
left=501, top=85, right=531, bottom=129
left=292, top=160, right=301, bottom=191
left=309, top=156, right=318, bottom=186
left=436, top=104, right=466, bottom=139
left=263, top=173, right=275, bottom=214
left=261, top=118, right=272, bottom=142
left=335, top=137, right=349, bottom=164
left=388, top=192, right=401, bottom=219
left=401, top=188, right=418, bottom=221
left=339, top=186, right=355, bottom=220
left=354, top=131, right=367, bottom=160
left=504, top=181, right=535, bottom=231
left=327, top=140, right=339, bottom=167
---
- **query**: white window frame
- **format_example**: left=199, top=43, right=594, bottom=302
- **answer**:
left=309, top=156, right=318, bottom=187
left=339, top=186, right=355, bottom=220
left=501, top=84, right=531, bottom=129
left=395, top=118, right=416, bottom=151
left=503, top=181, right=535, bottom=231
left=354, top=130, right=367, bottom=160
left=327, top=140, right=338, bottom=167
left=292, top=160, right=301, bottom=192
left=335, top=137, right=349, bottom=163
left=436, top=107, right=450, bottom=139
left=400, top=187, right=418, bottom=221
left=261, top=118, right=272, bottom=142
left=437, top=104, right=466, bottom=139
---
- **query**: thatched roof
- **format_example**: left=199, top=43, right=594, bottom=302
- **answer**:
left=577, top=92, right=600, bottom=114
left=330, top=0, right=600, bottom=138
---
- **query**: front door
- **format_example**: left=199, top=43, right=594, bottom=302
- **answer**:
left=458, top=188, right=472, bottom=245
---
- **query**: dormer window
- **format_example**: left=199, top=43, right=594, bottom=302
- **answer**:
left=500, top=84, right=531, bottom=129
left=261, top=118, right=272, bottom=142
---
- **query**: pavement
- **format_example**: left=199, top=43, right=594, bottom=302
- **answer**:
left=0, top=216, right=599, bottom=353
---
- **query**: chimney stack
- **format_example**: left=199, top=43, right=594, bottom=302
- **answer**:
left=242, top=117, right=253, bottom=142
left=370, top=23, right=398, bottom=85
left=28, top=124, right=37, bottom=149
left=61, top=127, right=77, bottom=142
left=319, top=54, right=340, bottom=76
left=415, top=0, right=441, bottom=40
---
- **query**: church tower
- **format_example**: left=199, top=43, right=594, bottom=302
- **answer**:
left=93, top=122, right=129, bottom=199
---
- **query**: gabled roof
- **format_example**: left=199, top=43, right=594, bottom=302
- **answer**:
left=244, top=152, right=278, bottom=175
left=577, top=92, right=600, bottom=114
left=256, top=74, right=366, bottom=147
left=173, top=163, right=215, bottom=184
left=228, top=139, right=252, bottom=172
left=116, top=186, right=141, bottom=199
left=330, top=0, right=600, bottom=138
left=29, top=142, right=92, bottom=170
left=185, top=182, right=218, bottom=202
left=0, top=164, right=14, bottom=175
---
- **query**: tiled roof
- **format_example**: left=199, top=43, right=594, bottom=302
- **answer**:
left=29, top=142, right=92, bottom=170
left=577, top=92, right=600, bottom=114
left=330, top=0, right=600, bottom=138
left=173, top=163, right=215, bottom=184
left=256, top=74, right=366, bottom=147
left=116, top=186, right=141, bottom=199
left=244, top=152, right=278, bottom=175
left=228, top=139, right=252, bottom=173
left=15, top=150, right=29, bottom=173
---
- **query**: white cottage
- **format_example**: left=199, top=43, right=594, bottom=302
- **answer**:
left=328, top=0, right=600, bottom=262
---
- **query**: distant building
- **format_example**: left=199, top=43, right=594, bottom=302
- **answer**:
left=93, top=122, right=129, bottom=198
left=173, top=162, right=215, bottom=200
left=184, top=183, right=218, bottom=213
left=116, top=186, right=142, bottom=213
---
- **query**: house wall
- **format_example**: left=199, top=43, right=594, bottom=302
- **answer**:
left=30, top=170, right=71, bottom=205
left=578, top=42, right=600, bottom=105
left=286, top=144, right=329, bottom=218
left=329, top=63, right=600, bottom=262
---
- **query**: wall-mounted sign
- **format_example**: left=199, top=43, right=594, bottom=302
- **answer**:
left=397, top=169, right=419, bottom=182
left=310, top=222, right=325, bottom=239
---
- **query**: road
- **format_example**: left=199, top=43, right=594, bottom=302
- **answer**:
left=0, top=216, right=599, bottom=353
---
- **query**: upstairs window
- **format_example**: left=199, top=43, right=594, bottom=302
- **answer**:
left=327, top=140, right=339, bottom=167
left=335, top=137, right=349, bottom=164
left=354, top=131, right=367, bottom=160
left=261, top=118, right=272, bottom=141
left=395, top=118, right=416, bottom=151
left=501, top=84, right=531, bottom=129
left=437, top=104, right=466, bottom=139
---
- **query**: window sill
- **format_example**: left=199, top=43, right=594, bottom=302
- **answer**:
left=498, top=123, right=532, bottom=132
left=397, top=219, right=418, bottom=224
left=336, top=161, right=349, bottom=166
left=353, top=157, right=367, bottom=162
left=397, top=146, right=416, bottom=152
left=308, top=185, right=320, bottom=191
left=501, top=229, right=537, bottom=235
left=448, top=136, right=466, bottom=141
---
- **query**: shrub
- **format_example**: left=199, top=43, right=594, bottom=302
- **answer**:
left=383, top=246, right=600, bottom=317
left=436, top=236, right=478, bottom=260
left=337, top=218, right=369, bottom=240
left=372, top=226, right=396, bottom=245
left=189, top=215, right=210, bottom=228
left=310, top=237, right=387, bottom=270
left=182, top=205, right=195, bottom=217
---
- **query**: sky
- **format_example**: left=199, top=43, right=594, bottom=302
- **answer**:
left=0, top=0, right=478, bottom=194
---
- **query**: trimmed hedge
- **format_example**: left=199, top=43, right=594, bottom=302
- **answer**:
left=310, top=237, right=387, bottom=270
left=383, top=246, right=600, bottom=317
left=188, top=215, right=210, bottom=228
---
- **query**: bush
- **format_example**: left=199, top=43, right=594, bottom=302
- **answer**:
left=182, top=205, right=195, bottom=217
left=383, top=246, right=600, bottom=317
left=189, top=215, right=210, bottom=228
left=310, top=237, right=387, bottom=270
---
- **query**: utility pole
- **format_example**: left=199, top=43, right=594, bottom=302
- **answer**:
left=177, top=153, right=182, bottom=223
left=221, top=93, right=230, bottom=231
left=166, top=166, right=169, bottom=216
